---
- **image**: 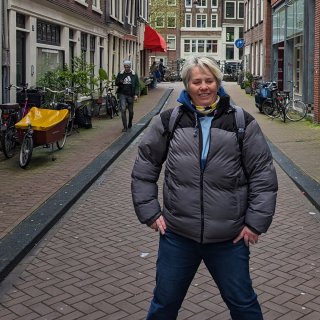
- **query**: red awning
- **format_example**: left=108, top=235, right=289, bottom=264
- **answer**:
left=144, top=25, right=167, bottom=52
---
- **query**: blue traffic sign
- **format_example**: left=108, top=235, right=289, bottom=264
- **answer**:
left=235, top=39, right=245, bottom=49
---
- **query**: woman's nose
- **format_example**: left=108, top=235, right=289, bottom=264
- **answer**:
left=199, top=82, right=208, bottom=90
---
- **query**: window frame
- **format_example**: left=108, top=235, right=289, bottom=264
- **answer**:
left=225, top=1, right=236, bottom=19
left=196, top=14, right=207, bottom=28
left=167, top=14, right=177, bottom=28
left=167, top=0, right=176, bottom=5
left=155, top=15, right=165, bottom=28
left=167, top=35, right=176, bottom=50
left=211, top=14, right=218, bottom=28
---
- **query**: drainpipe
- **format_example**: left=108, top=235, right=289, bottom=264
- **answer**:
left=2, top=0, right=10, bottom=103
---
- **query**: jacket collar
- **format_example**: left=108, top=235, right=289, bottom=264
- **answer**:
left=120, top=69, right=136, bottom=75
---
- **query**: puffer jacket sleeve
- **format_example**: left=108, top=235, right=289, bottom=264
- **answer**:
left=242, top=119, right=278, bottom=234
left=131, top=115, right=168, bottom=226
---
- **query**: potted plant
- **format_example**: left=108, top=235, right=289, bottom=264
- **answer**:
left=243, top=72, right=253, bottom=94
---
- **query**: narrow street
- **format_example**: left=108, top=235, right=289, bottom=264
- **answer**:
left=0, top=81, right=320, bottom=319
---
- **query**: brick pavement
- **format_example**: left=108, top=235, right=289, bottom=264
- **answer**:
left=0, top=86, right=167, bottom=239
left=0, top=81, right=320, bottom=319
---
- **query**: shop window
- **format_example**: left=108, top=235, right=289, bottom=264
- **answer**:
left=37, top=48, right=64, bottom=77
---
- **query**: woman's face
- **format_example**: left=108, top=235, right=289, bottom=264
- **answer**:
left=188, top=66, right=219, bottom=106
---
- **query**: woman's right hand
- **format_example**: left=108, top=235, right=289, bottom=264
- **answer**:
left=150, top=215, right=167, bottom=235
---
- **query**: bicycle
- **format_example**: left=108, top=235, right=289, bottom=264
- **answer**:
left=0, top=103, right=20, bottom=158
left=99, top=82, right=119, bottom=119
left=261, top=84, right=288, bottom=122
left=0, top=84, right=35, bottom=158
left=285, top=80, right=307, bottom=121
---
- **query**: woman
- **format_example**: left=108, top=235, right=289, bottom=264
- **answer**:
left=131, top=56, right=278, bottom=319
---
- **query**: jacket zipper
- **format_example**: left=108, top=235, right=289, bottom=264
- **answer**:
left=195, top=113, right=205, bottom=243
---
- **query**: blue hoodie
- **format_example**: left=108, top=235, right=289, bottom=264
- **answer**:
left=176, top=86, right=227, bottom=169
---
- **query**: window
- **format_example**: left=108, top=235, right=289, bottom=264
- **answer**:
left=211, top=0, right=217, bottom=7
left=196, top=14, right=207, bottom=28
left=238, top=2, right=244, bottom=19
left=196, top=0, right=207, bottom=7
left=225, top=1, right=235, bottom=19
left=155, top=16, right=165, bottom=27
left=184, top=40, right=191, bottom=52
left=185, top=0, right=192, bottom=6
left=37, top=48, right=64, bottom=77
left=185, top=14, right=192, bottom=27
left=226, top=27, right=234, bottom=42
left=184, top=39, right=217, bottom=53
left=110, top=0, right=124, bottom=22
left=37, top=20, right=61, bottom=45
left=167, top=35, right=176, bottom=50
left=198, top=40, right=205, bottom=52
left=167, top=15, right=176, bottom=28
left=92, top=0, right=100, bottom=9
left=191, top=40, right=197, bottom=52
left=16, top=13, right=26, bottom=29
left=207, top=40, right=217, bottom=53
left=211, top=14, right=218, bottom=28
left=226, top=45, right=234, bottom=59
left=167, top=0, right=176, bottom=5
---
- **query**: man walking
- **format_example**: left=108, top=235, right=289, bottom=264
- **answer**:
left=115, top=60, right=139, bottom=132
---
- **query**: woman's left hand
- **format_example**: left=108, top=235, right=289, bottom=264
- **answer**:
left=233, top=226, right=259, bottom=247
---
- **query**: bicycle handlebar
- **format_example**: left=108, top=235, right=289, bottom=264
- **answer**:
left=43, top=87, right=66, bottom=95
left=5, top=84, right=29, bottom=91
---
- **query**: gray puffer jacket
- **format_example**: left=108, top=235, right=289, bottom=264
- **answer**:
left=131, top=94, right=278, bottom=244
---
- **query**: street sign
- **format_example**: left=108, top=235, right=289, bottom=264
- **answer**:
left=235, top=39, right=245, bottom=49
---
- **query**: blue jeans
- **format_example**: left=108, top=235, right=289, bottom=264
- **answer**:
left=118, top=94, right=134, bottom=129
left=147, top=230, right=263, bottom=320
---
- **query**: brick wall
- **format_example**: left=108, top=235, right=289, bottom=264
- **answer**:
left=314, top=0, right=320, bottom=123
left=46, top=0, right=106, bottom=25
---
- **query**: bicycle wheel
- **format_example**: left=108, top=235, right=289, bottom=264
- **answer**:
left=262, top=100, right=280, bottom=119
left=106, top=96, right=114, bottom=119
left=19, top=134, right=33, bottom=168
left=111, top=96, right=119, bottom=116
left=57, top=127, right=67, bottom=149
left=285, top=100, right=307, bottom=121
left=1, top=126, right=16, bottom=158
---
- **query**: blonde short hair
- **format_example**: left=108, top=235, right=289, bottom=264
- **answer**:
left=181, top=56, right=223, bottom=89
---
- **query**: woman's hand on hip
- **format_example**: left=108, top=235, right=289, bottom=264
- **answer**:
left=150, top=215, right=167, bottom=235
left=233, top=226, right=259, bottom=247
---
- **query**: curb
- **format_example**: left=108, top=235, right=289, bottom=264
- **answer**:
left=0, top=88, right=174, bottom=282
left=267, top=139, right=320, bottom=211
left=228, top=95, right=320, bottom=212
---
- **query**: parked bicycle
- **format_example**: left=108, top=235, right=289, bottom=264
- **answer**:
left=0, top=84, right=36, bottom=158
left=0, top=103, right=20, bottom=158
left=285, top=80, right=307, bottom=121
left=261, top=84, right=288, bottom=122
left=98, top=82, right=119, bottom=119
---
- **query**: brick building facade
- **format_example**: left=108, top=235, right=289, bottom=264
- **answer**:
left=1, top=0, right=149, bottom=103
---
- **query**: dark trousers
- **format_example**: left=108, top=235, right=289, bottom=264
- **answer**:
left=147, top=230, right=263, bottom=320
left=118, top=94, right=134, bottom=129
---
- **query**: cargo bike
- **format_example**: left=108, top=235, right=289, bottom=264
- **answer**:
left=15, top=106, right=69, bottom=168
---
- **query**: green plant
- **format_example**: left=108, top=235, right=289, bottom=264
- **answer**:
left=37, top=56, right=96, bottom=98
left=139, top=79, right=147, bottom=95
